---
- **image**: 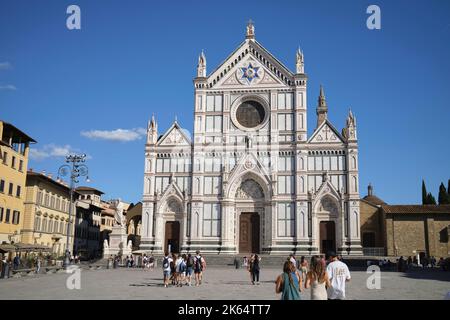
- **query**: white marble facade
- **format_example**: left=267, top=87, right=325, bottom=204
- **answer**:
left=140, top=22, right=363, bottom=256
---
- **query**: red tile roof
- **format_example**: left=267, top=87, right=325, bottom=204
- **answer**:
left=381, top=204, right=450, bottom=214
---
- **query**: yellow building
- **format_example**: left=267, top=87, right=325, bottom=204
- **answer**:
left=22, top=171, right=76, bottom=256
left=0, top=120, right=36, bottom=244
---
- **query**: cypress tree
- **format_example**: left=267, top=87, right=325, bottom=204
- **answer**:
left=422, top=180, right=427, bottom=204
left=426, top=192, right=437, bottom=205
left=438, top=182, right=449, bottom=205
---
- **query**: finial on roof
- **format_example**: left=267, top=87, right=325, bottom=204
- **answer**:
left=197, top=50, right=207, bottom=77
left=296, top=46, right=304, bottom=73
left=246, top=19, right=255, bottom=39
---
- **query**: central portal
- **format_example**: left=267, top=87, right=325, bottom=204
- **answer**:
left=165, top=221, right=180, bottom=253
left=239, top=212, right=260, bottom=254
left=319, top=221, right=336, bottom=254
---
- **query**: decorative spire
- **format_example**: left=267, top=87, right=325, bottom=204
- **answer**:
left=343, top=108, right=357, bottom=141
left=246, top=19, right=255, bottom=40
left=296, top=47, right=304, bottom=74
left=147, top=114, right=158, bottom=145
left=316, top=85, right=328, bottom=127
left=197, top=50, right=206, bottom=77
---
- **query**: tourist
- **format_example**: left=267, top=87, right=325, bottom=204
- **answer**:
left=431, top=256, right=437, bottom=268
left=194, top=250, right=204, bottom=286
left=1, top=255, right=10, bottom=279
left=35, top=256, right=41, bottom=274
left=248, top=254, right=255, bottom=283
left=305, top=256, right=331, bottom=300
left=170, top=253, right=177, bottom=285
left=299, top=256, right=308, bottom=282
left=289, top=254, right=297, bottom=270
left=326, top=251, right=351, bottom=300
left=185, top=253, right=194, bottom=286
left=243, top=256, right=248, bottom=268
left=176, top=254, right=187, bottom=287
left=149, top=255, right=155, bottom=270
left=275, top=260, right=303, bottom=300
left=13, top=255, right=20, bottom=270
left=398, top=256, right=405, bottom=272
left=162, top=252, right=173, bottom=288
left=143, top=254, right=148, bottom=269
left=131, top=255, right=135, bottom=268
left=251, top=254, right=261, bottom=285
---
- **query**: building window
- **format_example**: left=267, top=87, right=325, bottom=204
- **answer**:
left=12, top=211, right=20, bottom=225
left=277, top=203, right=295, bottom=237
left=278, top=156, right=294, bottom=172
left=19, top=160, right=23, bottom=172
left=203, top=203, right=221, bottom=237
left=5, top=209, right=11, bottom=223
left=186, top=203, right=191, bottom=237
left=16, top=185, right=21, bottom=198
left=2, top=152, right=7, bottom=165
left=11, top=156, right=16, bottom=169
left=56, top=198, right=61, bottom=211
left=0, top=207, right=3, bottom=222
left=362, top=232, right=376, bottom=247
left=277, top=114, right=294, bottom=131
left=206, top=95, right=223, bottom=112
left=8, top=183, right=13, bottom=195
left=51, top=196, right=55, bottom=208
left=277, top=92, right=293, bottom=110
left=37, top=190, right=43, bottom=204
left=34, top=216, right=41, bottom=231
left=42, top=218, right=48, bottom=232
left=0, top=180, right=4, bottom=193
left=175, top=176, right=192, bottom=195
left=277, top=175, right=294, bottom=194
left=44, top=194, right=49, bottom=207
left=204, top=157, right=221, bottom=172
left=204, top=176, right=221, bottom=195
left=205, top=115, right=222, bottom=132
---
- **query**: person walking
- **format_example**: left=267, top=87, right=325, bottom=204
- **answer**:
left=305, top=256, right=331, bottom=300
left=193, top=251, right=204, bottom=286
left=170, top=253, right=177, bottom=286
left=275, top=260, right=303, bottom=300
left=289, top=254, right=297, bottom=270
left=35, top=256, right=41, bottom=274
left=162, top=252, right=173, bottom=288
left=251, top=254, right=261, bottom=285
left=13, top=255, right=20, bottom=271
left=326, top=251, right=351, bottom=300
left=299, top=256, right=308, bottom=282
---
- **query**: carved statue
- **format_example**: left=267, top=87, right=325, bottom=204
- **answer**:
left=113, top=199, right=126, bottom=226
left=103, top=239, right=109, bottom=249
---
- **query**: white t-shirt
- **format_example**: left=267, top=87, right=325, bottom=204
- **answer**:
left=326, top=260, right=351, bottom=299
left=290, top=257, right=297, bottom=268
left=162, top=256, right=173, bottom=272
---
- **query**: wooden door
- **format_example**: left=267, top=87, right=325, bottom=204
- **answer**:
left=319, top=221, right=336, bottom=254
left=165, top=221, right=180, bottom=253
left=239, top=213, right=260, bottom=254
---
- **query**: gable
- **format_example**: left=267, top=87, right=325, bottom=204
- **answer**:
left=308, top=120, right=345, bottom=144
left=157, top=124, right=191, bottom=147
left=207, top=40, right=294, bottom=89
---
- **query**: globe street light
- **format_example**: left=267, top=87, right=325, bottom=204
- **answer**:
left=57, top=154, right=89, bottom=269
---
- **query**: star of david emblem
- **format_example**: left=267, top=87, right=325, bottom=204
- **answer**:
left=241, top=63, right=260, bottom=83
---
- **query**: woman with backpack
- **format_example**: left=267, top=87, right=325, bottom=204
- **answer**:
left=185, top=253, right=194, bottom=286
left=194, top=251, right=203, bottom=286
left=170, top=253, right=177, bottom=285
left=162, top=252, right=173, bottom=288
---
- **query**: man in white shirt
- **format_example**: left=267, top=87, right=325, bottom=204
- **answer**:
left=326, top=251, right=351, bottom=300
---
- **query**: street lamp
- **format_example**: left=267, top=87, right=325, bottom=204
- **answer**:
left=57, top=154, right=89, bottom=269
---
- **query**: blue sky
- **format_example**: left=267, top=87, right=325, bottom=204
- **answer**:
left=1, top=0, right=449, bottom=204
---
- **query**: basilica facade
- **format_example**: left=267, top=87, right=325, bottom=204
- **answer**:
left=140, top=23, right=363, bottom=256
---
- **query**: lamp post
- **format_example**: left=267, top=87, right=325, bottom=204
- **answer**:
left=57, top=154, right=90, bottom=269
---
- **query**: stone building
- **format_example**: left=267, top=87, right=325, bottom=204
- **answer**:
left=22, top=171, right=75, bottom=256
left=360, top=184, right=450, bottom=258
left=0, top=120, right=36, bottom=244
left=140, top=22, right=363, bottom=255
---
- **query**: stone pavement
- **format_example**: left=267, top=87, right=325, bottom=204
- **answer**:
left=0, top=266, right=449, bottom=300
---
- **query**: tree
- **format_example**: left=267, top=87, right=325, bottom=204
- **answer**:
left=426, top=192, right=437, bottom=205
left=422, top=180, right=427, bottom=204
left=438, top=182, right=449, bottom=205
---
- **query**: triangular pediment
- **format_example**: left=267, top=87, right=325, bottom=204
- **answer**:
left=227, top=152, right=271, bottom=186
left=308, top=120, right=345, bottom=144
left=157, top=180, right=185, bottom=212
left=157, top=122, right=191, bottom=147
left=207, top=39, right=294, bottom=89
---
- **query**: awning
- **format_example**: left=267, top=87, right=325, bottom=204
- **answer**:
left=0, top=244, right=16, bottom=253
left=0, top=243, right=52, bottom=252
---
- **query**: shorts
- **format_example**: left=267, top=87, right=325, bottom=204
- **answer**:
left=163, top=270, right=170, bottom=277
left=194, top=268, right=202, bottom=274
left=186, top=267, right=193, bottom=276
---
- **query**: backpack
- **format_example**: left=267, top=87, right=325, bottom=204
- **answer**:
left=195, top=256, right=203, bottom=271
left=187, top=256, right=194, bottom=268
left=162, top=257, right=169, bottom=269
